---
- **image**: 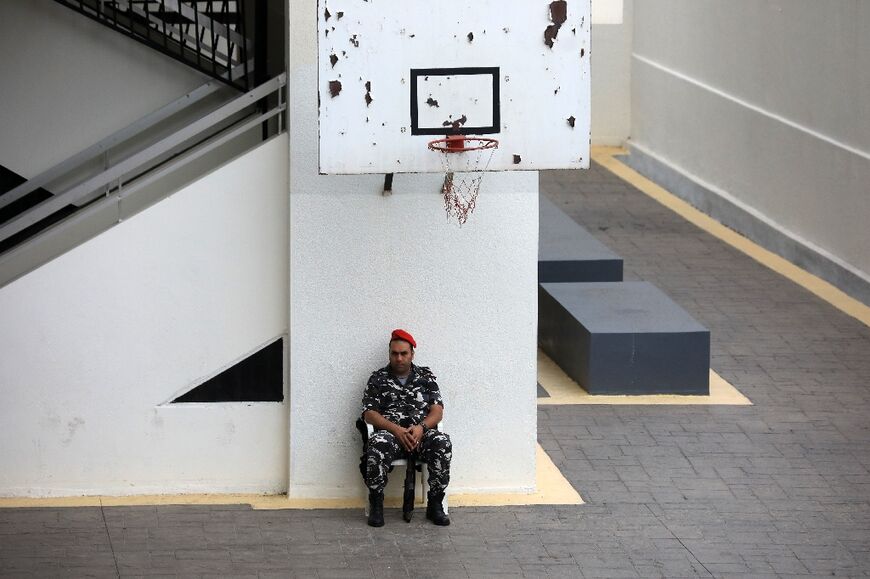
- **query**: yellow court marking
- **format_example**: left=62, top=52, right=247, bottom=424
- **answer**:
left=537, top=349, right=751, bottom=406
left=0, top=494, right=334, bottom=510
left=0, top=496, right=103, bottom=508
left=449, top=444, right=583, bottom=507
left=101, top=495, right=361, bottom=510
left=591, top=146, right=870, bottom=328
left=0, top=444, right=582, bottom=510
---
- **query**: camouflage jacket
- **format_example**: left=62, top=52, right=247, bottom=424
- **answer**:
left=361, top=364, right=444, bottom=427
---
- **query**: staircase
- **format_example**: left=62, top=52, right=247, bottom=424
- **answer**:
left=0, top=0, right=286, bottom=286
left=53, top=0, right=256, bottom=91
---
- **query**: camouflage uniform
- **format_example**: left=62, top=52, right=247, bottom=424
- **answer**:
left=361, top=364, right=452, bottom=494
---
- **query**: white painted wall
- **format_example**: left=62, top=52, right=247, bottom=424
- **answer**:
left=591, top=0, right=632, bottom=145
left=592, top=0, right=624, bottom=25
left=0, top=137, right=289, bottom=497
left=289, top=0, right=538, bottom=498
left=630, top=1, right=870, bottom=284
left=0, top=0, right=208, bottom=177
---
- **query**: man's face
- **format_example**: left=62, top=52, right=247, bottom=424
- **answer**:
left=389, top=340, right=414, bottom=376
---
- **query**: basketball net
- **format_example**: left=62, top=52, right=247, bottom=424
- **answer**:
left=428, top=136, right=498, bottom=225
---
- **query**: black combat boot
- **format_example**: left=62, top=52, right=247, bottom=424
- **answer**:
left=425, top=492, right=450, bottom=526
left=367, top=491, right=385, bottom=527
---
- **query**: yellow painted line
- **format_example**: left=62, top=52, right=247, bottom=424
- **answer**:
left=101, top=495, right=363, bottom=510
left=0, top=496, right=103, bottom=508
left=0, top=494, right=342, bottom=510
left=591, top=146, right=870, bottom=328
left=0, top=444, right=582, bottom=509
left=449, top=444, right=583, bottom=507
left=537, top=349, right=751, bottom=406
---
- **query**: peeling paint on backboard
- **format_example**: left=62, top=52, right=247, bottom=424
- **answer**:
left=544, top=1, right=568, bottom=48
left=317, top=0, right=591, bottom=174
left=328, top=80, right=342, bottom=98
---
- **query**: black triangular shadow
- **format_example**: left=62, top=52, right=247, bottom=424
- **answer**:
left=172, top=338, right=284, bottom=403
left=1, top=164, right=77, bottom=254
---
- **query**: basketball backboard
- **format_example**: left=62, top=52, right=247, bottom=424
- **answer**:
left=317, top=1, right=591, bottom=174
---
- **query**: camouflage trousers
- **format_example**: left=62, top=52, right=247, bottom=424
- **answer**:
left=365, top=429, right=452, bottom=495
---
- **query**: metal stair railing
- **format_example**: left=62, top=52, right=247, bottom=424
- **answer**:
left=0, top=73, right=285, bottom=250
left=53, top=0, right=252, bottom=91
left=0, top=80, right=221, bottom=213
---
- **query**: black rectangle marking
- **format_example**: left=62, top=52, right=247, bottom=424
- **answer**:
left=410, top=67, right=500, bottom=136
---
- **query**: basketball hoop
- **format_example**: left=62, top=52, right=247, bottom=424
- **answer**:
left=428, top=136, right=499, bottom=225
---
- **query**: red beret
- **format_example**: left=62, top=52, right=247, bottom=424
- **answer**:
left=390, top=329, right=416, bottom=348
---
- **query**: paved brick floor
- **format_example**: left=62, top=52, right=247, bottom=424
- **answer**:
left=2, top=164, right=869, bottom=578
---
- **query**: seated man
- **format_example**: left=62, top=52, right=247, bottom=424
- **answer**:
left=361, top=329, right=452, bottom=527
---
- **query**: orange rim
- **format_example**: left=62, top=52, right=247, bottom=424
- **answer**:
left=428, top=137, right=499, bottom=154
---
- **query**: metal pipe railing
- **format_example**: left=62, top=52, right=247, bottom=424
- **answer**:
left=53, top=0, right=251, bottom=91
left=0, top=80, right=222, bottom=211
left=0, top=74, right=286, bottom=245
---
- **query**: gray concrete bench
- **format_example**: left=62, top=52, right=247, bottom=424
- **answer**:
left=539, top=281, right=710, bottom=395
left=539, top=196, right=623, bottom=283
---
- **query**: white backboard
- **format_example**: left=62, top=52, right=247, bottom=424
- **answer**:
left=318, top=1, right=591, bottom=174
